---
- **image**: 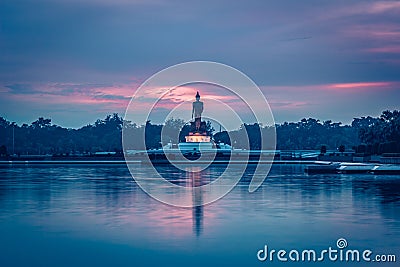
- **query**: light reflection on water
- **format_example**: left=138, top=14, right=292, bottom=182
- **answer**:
left=0, top=164, right=399, bottom=266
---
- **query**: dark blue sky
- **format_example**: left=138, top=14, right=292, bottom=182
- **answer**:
left=1, top=0, right=399, bottom=127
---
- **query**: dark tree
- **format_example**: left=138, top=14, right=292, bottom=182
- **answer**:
left=0, top=110, right=398, bottom=154
left=214, top=131, right=231, bottom=145
left=163, top=118, right=186, bottom=145
left=0, top=145, right=7, bottom=156
left=320, top=145, right=327, bottom=155
left=339, top=145, right=345, bottom=154
left=144, top=121, right=162, bottom=150
left=31, top=117, right=52, bottom=129
left=357, top=110, right=400, bottom=154
left=178, top=124, right=191, bottom=143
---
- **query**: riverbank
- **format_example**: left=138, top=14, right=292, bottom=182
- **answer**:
left=2, top=159, right=400, bottom=175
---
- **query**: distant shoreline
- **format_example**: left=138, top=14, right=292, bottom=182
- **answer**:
left=0, top=160, right=310, bottom=165
left=2, top=160, right=400, bottom=175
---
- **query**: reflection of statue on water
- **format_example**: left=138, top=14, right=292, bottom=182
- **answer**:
left=189, top=167, right=204, bottom=237
left=191, top=91, right=205, bottom=133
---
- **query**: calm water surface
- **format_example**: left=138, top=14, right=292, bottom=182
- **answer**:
left=0, top=164, right=399, bottom=266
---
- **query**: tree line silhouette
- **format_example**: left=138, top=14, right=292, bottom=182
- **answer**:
left=0, top=110, right=399, bottom=157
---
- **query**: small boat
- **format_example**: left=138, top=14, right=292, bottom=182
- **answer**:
left=370, top=165, right=400, bottom=174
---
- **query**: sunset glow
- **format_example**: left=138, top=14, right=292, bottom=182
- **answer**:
left=328, top=82, right=394, bottom=89
left=1, top=0, right=399, bottom=127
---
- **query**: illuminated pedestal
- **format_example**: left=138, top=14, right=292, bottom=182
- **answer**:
left=185, top=134, right=211, bottom=143
left=179, top=133, right=213, bottom=152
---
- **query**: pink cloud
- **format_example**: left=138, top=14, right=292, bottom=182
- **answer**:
left=331, top=1, right=400, bottom=17
left=3, top=79, right=399, bottom=127
left=3, top=82, right=244, bottom=123
left=343, top=24, right=400, bottom=40
left=263, top=81, right=398, bottom=95
left=327, top=82, right=394, bottom=89
left=365, top=46, right=400, bottom=53
left=141, top=84, right=240, bottom=103
left=128, top=84, right=244, bottom=119
left=3, top=82, right=139, bottom=111
left=338, top=23, right=400, bottom=56
left=269, top=101, right=309, bottom=110
left=368, top=1, right=400, bottom=14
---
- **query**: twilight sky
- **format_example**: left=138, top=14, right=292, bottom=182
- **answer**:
left=1, top=0, right=399, bottom=128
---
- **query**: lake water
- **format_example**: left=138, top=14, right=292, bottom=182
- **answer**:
left=0, top=164, right=399, bottom=266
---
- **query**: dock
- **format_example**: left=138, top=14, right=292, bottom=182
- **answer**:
left=305, top=162, right=400, bottom=174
